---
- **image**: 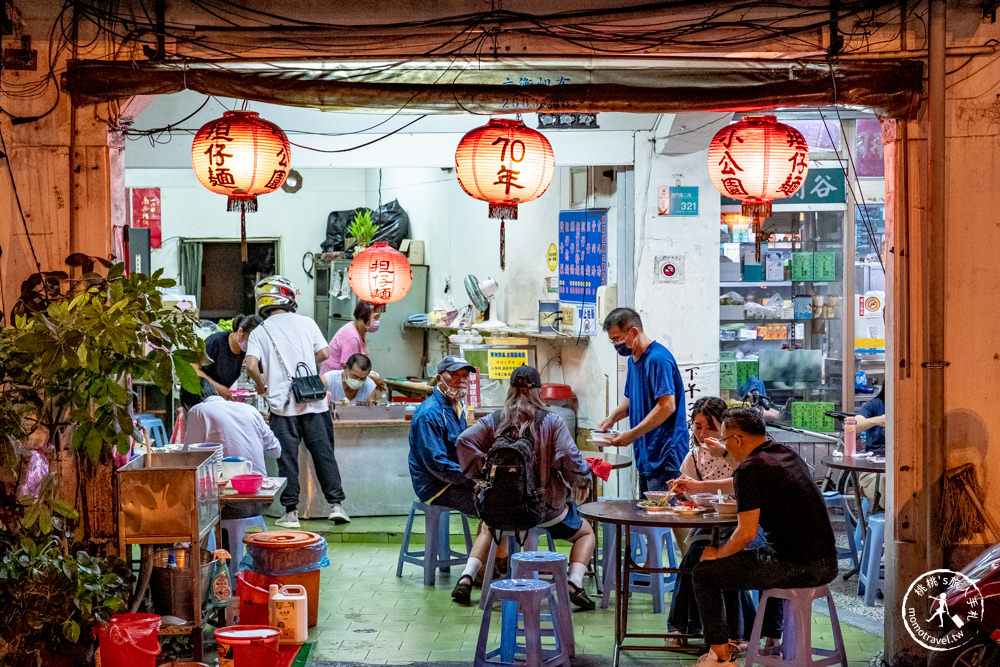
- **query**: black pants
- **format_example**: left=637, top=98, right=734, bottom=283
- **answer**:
left=692, top=549, right=837, bottom=646
left=669, top=541, right=757, bottom=640
left=270, top=411, right=345, bottom=512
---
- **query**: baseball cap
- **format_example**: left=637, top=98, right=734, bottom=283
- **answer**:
left=510, top=365, right=542, bottom=389
left=437, top=356, right=476, bottom=374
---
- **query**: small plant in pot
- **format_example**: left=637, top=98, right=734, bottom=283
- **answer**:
left=346, top=209, right=379, bottom=252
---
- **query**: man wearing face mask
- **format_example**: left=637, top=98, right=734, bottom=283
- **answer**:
left=193, top=314, right=262, bottom=400
left=408, top=356, right=503, bottom=601
left=322, top=353, right=381, bottom=405
left=597, top=307, right=688, bottom=494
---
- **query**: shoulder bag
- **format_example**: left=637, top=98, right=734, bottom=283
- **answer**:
left=260, top=324, right=327, bottom=405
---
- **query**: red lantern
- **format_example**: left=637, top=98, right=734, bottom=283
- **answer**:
left=191, top=110, right=290, bottom=260
left=707, top=115, right=809, bottom=259
left=455, top=118, right=555, bottom=269
left=348, top=242, right=413, bottom=307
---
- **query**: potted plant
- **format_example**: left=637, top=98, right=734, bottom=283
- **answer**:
left=346, top=209, right=379, bottom=252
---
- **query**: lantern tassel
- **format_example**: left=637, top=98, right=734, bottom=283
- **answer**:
left=488, top=202, right=518, bottom=221
left=228, top=195, right=258, bottom=263
left=741, top=200, right=772, bottom=262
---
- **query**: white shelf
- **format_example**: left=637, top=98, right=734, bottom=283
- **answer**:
left=720, top=281, right=838, bottom=288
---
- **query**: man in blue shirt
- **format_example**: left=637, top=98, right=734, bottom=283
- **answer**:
left=408, top=356, right=502, bottom=603
left=598, top=307, right=688, bottom=493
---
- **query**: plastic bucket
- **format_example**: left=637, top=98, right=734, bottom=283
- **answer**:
left=214, top=625, right=281, bottom=667
left=237, top=569, right=320, bottom=627
left=97, top=613, right=161, bottom=667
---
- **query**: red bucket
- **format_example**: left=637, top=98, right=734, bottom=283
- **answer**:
left=214, top=625, right=281, bottom=666
left=97, top=613, right=161, bottom=667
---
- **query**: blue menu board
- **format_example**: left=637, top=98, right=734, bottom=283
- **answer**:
left=558, top=209, right=607, bottom=305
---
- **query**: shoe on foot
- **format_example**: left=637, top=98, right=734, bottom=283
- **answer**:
left=567, top=582, right=595, bottom=611
left=694, top=648, right=736, bottom=665
left=728, top=640, right=749, bottom=657
left=329, top=504, right=351, bottom=524
left=451, top=575, right=473, bottom=604
left=275, top=510, right=300, bottom=528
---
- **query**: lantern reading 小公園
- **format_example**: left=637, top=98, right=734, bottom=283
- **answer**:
left=455, top=118, right=555, bottom=269
left=191, top=110, right=290, bottom=260
left=348, top=242, right=413, bottom=307
left=707, top=115, right=809, bottom=259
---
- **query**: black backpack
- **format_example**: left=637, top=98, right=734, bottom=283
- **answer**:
left=474, top=411, right=547, bottom=544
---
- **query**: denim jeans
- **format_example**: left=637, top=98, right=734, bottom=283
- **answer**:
left=270, top=411, right=345, bottom=512
left=638, top=469, right=681, bottom=494
left=692, top=548, right=837, bottom=646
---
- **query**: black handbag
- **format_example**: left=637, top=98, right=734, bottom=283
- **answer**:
left=261, top=324, right=326, bottom=405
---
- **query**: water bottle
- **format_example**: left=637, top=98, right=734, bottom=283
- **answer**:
left=855, top=368, right=868, bottom=392
left=843, top=416, right=857, bottom=458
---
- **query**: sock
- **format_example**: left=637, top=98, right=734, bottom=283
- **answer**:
left=461, top=557, right=483, bottom=581
left=568, top=562, right=586, bottom=588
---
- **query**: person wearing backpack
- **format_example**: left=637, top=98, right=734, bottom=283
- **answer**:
left=456, top=365, right=596, bottom=610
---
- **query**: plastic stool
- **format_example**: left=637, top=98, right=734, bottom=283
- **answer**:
left=745, top=585, right=848, bottom=666
left=600, top=526, right=678, bottom=612
left=475, top=579, right=570, bottom=667
left=136, top=417, right=169, bottom=448
left=857, top=514, right=886, bottom=606
left=396, top=501, right=474, bottom=586
left=223, top=515, right=267, bottom=570
left=511, top=551, right=575, bottom=658
left=823, top=491, right=860, bottom=570
left=479, top=528, right=556, bottom=610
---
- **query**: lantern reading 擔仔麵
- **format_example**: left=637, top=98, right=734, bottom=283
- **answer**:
left=707, top=116, right=809, bottom=259
left=455, top=118, right=554, bottom=268
left=191, top=110, right=290, bottom=260
left=348, top=242, right=413, bottom=307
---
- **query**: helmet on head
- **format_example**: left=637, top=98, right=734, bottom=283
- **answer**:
left=254, top=275, right=299, bottom=315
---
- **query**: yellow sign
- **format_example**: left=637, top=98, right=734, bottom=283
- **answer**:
left=547, top=243, right=559, bottom=272
left=487, top=349, right=529, bottom=380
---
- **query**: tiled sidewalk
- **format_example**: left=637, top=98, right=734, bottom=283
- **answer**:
left=277, top=516, right=884, bottom=666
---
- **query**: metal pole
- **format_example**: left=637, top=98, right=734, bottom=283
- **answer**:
left=924, top=0, right=947, bottom=570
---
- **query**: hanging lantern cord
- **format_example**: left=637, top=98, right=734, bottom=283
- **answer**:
left=500, top=220, right=506, bottom=270
left=741, top=200, right=772, bottom=263
left=228, top=194, right=258, bottom=262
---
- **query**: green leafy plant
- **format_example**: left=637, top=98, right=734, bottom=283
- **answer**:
left=346, top=209, right=379, bottom=249
left=217, top=317, right=234, bottom=332
left=0, top=531, right=130, bottom=667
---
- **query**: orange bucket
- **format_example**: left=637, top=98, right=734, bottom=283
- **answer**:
left=236, top=569, right=320, bottom=627
left=214, top=625, right=281, bottom=666
left=96, top=613, right=161, bottom=667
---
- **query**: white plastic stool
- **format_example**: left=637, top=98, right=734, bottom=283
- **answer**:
left=745, top=585, right=848, bottom=667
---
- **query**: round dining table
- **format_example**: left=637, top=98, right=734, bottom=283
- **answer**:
left=822, top=454, right=886, bottom=579
left=579, top=500, right=737, bottom=665
left=585, top=451, right=632, bottom=594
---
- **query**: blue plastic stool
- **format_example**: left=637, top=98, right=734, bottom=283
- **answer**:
left=600, top=525, right=678, bottom=613
left=854, top=498, right=871, bottom=558
left=396, top=501, right=473, bottom=586
left=475, top=579, right=570, bottom=667
left=745, top=585, right=848, bottom=666
left=479, top=528, right=556, bottom=610
left=511, top=551, right=575, bottom=658
left=823, top=491, right=860, bottom=570
left=136, top=417, right=169, bottom=448
left=857, top=514, right=886, bottom=606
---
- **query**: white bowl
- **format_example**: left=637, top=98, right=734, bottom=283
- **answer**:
left=691, top=493, right=717, bottom=508
left=711, top=500, right=739, bottom=516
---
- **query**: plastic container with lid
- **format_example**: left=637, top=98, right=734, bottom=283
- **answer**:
left=242, top=531, right=324, bottom=574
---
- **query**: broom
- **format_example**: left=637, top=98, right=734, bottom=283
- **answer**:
left=942, top=463, right=1000, bottom=545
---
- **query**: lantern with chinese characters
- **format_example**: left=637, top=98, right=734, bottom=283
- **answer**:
left=455, top=118, right=555, bottom=269
left=191, top=110, right=290, bottom=260
left=707, top=115, right=809, bottom=259
left=348, top=242, right=413, bottom=307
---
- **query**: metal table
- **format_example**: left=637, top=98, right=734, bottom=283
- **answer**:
left=584, top=453, right=632, bottom=594
left=821, top=454, right=886, bottom=580
left=579, top=500, right=737, bottom=665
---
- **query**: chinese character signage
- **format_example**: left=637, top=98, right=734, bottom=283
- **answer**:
left=657, top=186, right=699, bottom=216
left=130, top=187, right=162, bottom=248
left=558, top=209, right=607, bottom=335
left=721, top=168, right=846, bottom=207
left=487, top=349, right=529, bottom=380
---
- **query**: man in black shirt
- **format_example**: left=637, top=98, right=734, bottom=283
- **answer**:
left=691, top=407, right=838, bottom=666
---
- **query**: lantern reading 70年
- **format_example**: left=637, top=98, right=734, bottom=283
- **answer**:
left=455, top=118, right=554, bottom=269
left=348, top=242, right=413, bottom=307
left=707, top=116, right=809, bottom=259
left=191, top=110, right=290, bottom=260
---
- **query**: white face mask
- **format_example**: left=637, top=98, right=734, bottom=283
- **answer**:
left=344, top=375, right=365, bottom=390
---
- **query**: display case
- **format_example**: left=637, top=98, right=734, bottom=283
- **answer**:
left=718, top=210, right=845, bottom=430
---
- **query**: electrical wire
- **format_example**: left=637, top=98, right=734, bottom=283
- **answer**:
left=0, top=125, right=44, bottom=278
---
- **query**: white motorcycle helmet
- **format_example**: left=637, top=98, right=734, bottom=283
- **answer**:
left=254, top=275, right=299, bottom=316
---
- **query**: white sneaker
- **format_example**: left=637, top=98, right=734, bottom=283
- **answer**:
left=694, top=648, right=736, bottom=665
left=329, top=504, right=351, bottom=524
left=275, top=511, right=300, bottom=528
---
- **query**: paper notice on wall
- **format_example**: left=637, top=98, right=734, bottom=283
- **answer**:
left=678, top=362, right=720, bottom=420
left=487, top=349, right=529, bottom=379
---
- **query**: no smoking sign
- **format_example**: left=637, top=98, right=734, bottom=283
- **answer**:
left=654, top=255, right=684, bottom=284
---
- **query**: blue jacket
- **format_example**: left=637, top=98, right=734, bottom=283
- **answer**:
left=408, top=388, right=470, bottom=502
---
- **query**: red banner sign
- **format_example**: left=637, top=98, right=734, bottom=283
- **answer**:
left=130, top=187, right=162, bottom=248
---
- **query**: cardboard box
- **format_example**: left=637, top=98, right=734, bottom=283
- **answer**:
left=719, top=305, right=745, bottom=320
left=814, top=252, right=836, bottom=281
left=791, top=252, right=814, bottom=281
left=793, top=296, right=813, bottom=319
left=399, top=239, right=425, bottom=265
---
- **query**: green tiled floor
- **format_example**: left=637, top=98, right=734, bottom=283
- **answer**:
left=277, top=516, right=884, bottom=666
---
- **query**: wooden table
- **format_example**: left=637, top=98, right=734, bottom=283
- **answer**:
left=218, top=476, right=287, bottom=504
left=579, top=500, right=737, bottom=665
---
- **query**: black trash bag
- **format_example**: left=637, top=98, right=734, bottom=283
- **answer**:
left=320, top=200, right=411, bottom=255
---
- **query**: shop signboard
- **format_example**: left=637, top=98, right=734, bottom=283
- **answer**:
left=720, top=168, right=846, bottom=207
left=558, top=209, right=607, bottom=335
left=130, top=187, right=162, bottom=248
left=487, top=349, right=529, bottom=380
left=657, top=186, right=699, bottom=216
